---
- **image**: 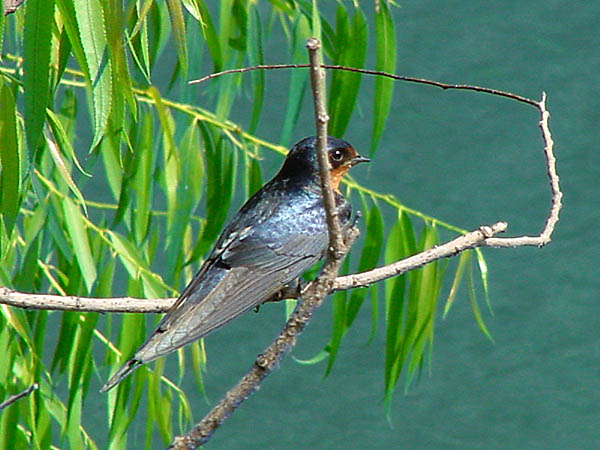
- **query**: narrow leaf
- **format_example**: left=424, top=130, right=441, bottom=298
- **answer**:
left=443, top=250, right=472, bottom=318
left=372, top=1, right=396, bottom=154
left=328, top=5, right=367, bottom=137
left=166, top=0, right=188, bottom=77
left=62, top=197, right=97, bottom=292
left=44, top=128, right=88, bottom=215
left=0, top=82, right=20, bottom=234
left=74, top=0, right=113, bottom=149
left=247, top=5, right=264, bottom=133
left=280, top=13, right=310, bottom=146
left=469, top=261, right=494, bottom=342
left=23, top=0, right=55, bottom=162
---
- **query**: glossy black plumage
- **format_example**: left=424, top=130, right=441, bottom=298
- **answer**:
left=101, top=136, right=369, bottom=392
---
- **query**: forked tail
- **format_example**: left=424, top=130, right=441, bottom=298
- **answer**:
left=100, top=358, right=143, bottom=392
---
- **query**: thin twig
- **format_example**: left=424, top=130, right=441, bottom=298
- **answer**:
left=483, top=93, right=561, bottom=247
left=0, top=384, right=39, bottom=412
left=189, top=63, right=538, bottom=107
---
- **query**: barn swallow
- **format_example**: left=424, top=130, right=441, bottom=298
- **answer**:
left=101, top=136, right=369, bottom=392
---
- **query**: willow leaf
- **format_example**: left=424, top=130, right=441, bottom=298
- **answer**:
left=469, top=261, right=494, bottom=342
left=328, top=5, right=367, bottom=138
left=23, top=0, right=55, bottom=158
left=324, top=289, right=347, bottom=378
left=0, top=82, right=20, bottom=235
left=372, top=0, right=396, bottom=154
left=247, top=5, right=265, bottom=133
left=62, top=198, right=97, bottom=292
left=194, top=0, right=223, bottom=72
left=74, top=0, right=113, bottom=150
left=44, top=128, right=88, bottom=215
left=443, top=250, right=472, bottom=318
left=280, top=13, right=310, bottom=146
left=166, top=0, right=188, bottom=77
left=46, top=108, right=90, bottom=176
left=346, top=204, right=384, bottom=329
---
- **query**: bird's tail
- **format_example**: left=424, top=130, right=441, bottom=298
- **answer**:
left=100, top=358, right=143, bottom=392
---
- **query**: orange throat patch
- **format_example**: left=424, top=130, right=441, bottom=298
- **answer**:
left=330, top=164, right=351, bottom=193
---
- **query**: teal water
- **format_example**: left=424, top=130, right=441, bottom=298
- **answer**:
left=188, top=2, right=599, bottom=449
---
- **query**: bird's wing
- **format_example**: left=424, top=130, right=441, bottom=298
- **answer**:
left=133, top=229, right=328, bottom=364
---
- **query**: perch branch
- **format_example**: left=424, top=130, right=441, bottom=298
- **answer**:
left=0, top=222, right=509, bottom=312
left=306, top=37, right=345, bottom=257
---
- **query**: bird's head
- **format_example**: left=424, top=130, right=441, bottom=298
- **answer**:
left=280, top=136, right=370, bottom=191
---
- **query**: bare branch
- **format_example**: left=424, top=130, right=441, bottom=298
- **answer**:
left=189, top=64, right=538, bottom=107
left=333, top=222, right=507, bottom=291
left=483, top=93, right=561, bottom=247
left=0, top=287, right=175, bottom=313
left=0, top=222, right=508, bottom=313
left=306, top=37, right=345, bottom=257
left=0, top=383, right=39, bottom=412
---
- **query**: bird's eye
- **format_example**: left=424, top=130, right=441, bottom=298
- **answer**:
left=331, top=149, right=344, bottom=161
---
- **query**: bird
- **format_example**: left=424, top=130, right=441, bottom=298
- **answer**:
left=101, top=136, right=369, bottom=392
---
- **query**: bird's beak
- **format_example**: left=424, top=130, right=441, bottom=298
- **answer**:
left=351, top=155, right=371, bottom=166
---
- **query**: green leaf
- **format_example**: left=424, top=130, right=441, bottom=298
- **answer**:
left=193, top=0, right=223, bottom=72
left=107, top=230, right=167, bottom=298
left=62, top=197, right=97, bottom=292
left=46, top=108, right=90, bottom=177
left=247, top=5, right=264, bottom=133
left=44, top=127, right=88, bottom=215
left=372, top=0, right=396, bottom=154
left=74, top=0, right=113, bottom=150
left=311, top=0, right=321, bottom=39
left=345, top=204, right=384, bottom=328
left=279, top=13, right=310, bottom=147
left=189, top=125, right=235, bottom=261
left=132, top=111, right=154, bottom=245
left=56, top=0, right=90, bottom=78
left=166, top=0, right=188, bottom=77
left=443, top=250, right=472, bottom=318
left=383, top=216, right=409, bottom=417
left=328, top=5, right=367, bottom=137
left=324, top=255, right=351, bottom=377
left=23, top=0, right=55, bottom=159
left=102, top=0, right=137, bottom=121
left=165, top=121, right=204, bottom=282
left=469, top=261, right=494, bottom=342
left=324, top=289, right=347, bottom=377
left=0, top=82, right=20, bottom=235
left=246, top=155, right=263, bottom=198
